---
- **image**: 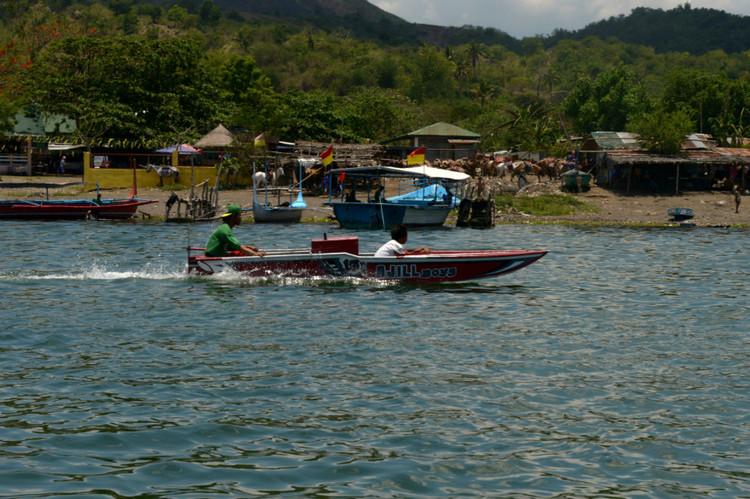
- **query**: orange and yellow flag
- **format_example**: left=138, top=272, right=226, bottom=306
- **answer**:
left=320, top=145, right=333, bottom=166
left=407, top=146, right=425, bottom=165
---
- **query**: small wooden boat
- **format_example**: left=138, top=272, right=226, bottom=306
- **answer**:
left=668, top=207, right=694, bottom=221
left=0, top=198, right=157, bottom=220
left=560, top=169, right=592, bottom=192
left=0, top=180, right=157, bottom=220
left=188, top=235, right=547, bottom=282
left=252, top=163, right=305, bottom=223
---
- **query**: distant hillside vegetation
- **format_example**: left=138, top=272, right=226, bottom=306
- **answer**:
left=544, top=4, right=750, bottom=54
left=202, top=0, right=521, bottom=49
left=209, top=1, right=749, bottom=54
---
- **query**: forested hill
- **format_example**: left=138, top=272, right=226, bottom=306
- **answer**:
left=544, top=4, right=750, bottom=55
left=223, top=1, right=750, bottom=55
left=186, top=0, right=522, bottom=49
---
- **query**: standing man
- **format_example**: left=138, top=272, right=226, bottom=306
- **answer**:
left=205, top=205, right=265, bottom=257
left=734, top=185, right=741, bottom=213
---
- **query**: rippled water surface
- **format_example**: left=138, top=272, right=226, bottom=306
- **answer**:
left=1, top=221, right=749, bottom=497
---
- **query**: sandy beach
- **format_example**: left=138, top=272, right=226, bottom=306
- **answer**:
left=2, top=175, right=747, bottom=226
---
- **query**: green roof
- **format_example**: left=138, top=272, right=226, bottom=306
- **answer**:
left=408, top=122, right=480, bottom=138
left=7, top=111, right=76, bottom=137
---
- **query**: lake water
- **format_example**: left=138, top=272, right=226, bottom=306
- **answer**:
left=1, top=221, right=749, bottom=497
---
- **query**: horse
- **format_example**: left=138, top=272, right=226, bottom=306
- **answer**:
left=509, top=161, right=543, bottom=184
left=537, top=158, right=561, bottom=180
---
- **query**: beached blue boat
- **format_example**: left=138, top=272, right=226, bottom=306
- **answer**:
left=324, top=165, right=469, bottom=229
left=668, top=207, right=694, bottom=221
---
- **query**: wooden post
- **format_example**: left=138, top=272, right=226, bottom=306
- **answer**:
left=675, top=164, right=680, bottom=195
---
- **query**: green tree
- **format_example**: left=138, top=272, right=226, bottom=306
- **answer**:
left=501, top=103, right=562, bottom=154
left=199, top=0, right=222, bottom=27
left=628, top=106, right=693, bottom=154
left=217, top=54, right=275, bottom=130
left=407, top=45, right=455, bottom=103
left=272, top=90, right=343, bottom=142
left=470, top=79, right=499, bottom=108
left=344, top=87, right=420, bottom=141
left=563, top=65, right=651, bottom=133
left=27, top=37, right=225, bottom=146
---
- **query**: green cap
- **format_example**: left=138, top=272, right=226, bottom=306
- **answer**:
left=221, top=204, right=242, bottom=217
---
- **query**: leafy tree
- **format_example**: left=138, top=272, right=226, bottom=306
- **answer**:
left=406, top=45, right=455, bottom=103
left=628, top=106, right=693, bottom=154
left=344, top=87, right=420, bottom=141
left=563, top=65, right=651, bottom=133
left=216, top=54, right=275, bottom=130
left=109, top=0, right=132, bottom=16
left=27, top=37, right=225, bottom=146
left=271, top=90, right=343, bottom=142
left=199, top=0, right=222, bottom=27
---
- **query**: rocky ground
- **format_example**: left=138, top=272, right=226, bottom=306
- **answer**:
left=2, top=175, right=747, bottom=226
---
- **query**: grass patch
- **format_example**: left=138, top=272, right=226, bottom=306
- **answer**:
left=495, top=193, right=599, bottom=216
left=158, top=183, right=188, bottom=191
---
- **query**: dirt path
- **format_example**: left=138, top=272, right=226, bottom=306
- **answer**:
left=2, top=175, right=747, bottom=226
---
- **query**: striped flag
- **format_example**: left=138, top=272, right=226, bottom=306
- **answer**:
left=254, top=133, right=266, bottom=148
left=320, top=145, right=333, bottom=166
left=407, top=146, right=425, bottom=165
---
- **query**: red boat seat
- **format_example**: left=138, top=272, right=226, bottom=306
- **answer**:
left=311, top=236, right=359, bottom=255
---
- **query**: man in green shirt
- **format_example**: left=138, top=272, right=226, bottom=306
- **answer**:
left=205, top=205, right=265, bottom=257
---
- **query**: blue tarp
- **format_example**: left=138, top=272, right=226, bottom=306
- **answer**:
left=386, top=184, right=460, bottom=208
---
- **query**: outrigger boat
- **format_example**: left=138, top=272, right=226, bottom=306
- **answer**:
left=0, top=181, right=157, bottom=220
left=324, top=165, right=469, bottom=229
left=188, top=235, right=547, bottom=282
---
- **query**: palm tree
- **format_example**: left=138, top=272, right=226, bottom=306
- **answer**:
left=454, top=59, right=471, bottom=97
left=467, top=40, right=486, bottom=79
left=470, top=79, right=499, bottom=108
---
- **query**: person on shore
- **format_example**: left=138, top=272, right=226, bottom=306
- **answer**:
left=374, top=224, right=429, bottom=257
left=734, top=185, right=741, bottom=213
left=205, top=205, right=265, bottom=257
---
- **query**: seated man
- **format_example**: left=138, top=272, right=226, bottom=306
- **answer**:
left=205, top=205, right=265, bottom=257
left=374, top=223, right=429, bottom=257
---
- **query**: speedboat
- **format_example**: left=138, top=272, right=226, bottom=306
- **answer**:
left=188, top=235, right=547, bottom=282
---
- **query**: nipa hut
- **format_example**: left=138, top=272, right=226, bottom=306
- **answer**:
left=194, top=124, right=235, bottom=149
left=293, top=141, right=385, bottom=167
left=582, top=132, right=750, bottom=193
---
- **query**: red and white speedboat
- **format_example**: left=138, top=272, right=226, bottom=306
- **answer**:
left=188, top=236, right=546, bottom=282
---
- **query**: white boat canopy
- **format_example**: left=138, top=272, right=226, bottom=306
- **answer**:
left=329, top=165, right=469, bottom=181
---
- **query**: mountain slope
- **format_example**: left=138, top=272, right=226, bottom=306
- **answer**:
left=545, top=4, right=750, bottom=54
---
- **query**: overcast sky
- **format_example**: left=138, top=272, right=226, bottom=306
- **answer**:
left=371, top=1, right=750, bottom=38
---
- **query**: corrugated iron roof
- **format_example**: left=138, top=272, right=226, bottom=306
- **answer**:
left=581, top=131, right=640, bottom=151
left=7, top=111, right=75, bottom=137
left=605, top=149, right=750, bottom=165
left=715, top=147, right=750, bottom=157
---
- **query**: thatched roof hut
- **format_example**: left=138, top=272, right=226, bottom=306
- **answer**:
left=194, top=124, right=235, bottom=149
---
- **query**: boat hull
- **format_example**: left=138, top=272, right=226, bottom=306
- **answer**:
left=188, top=247, right=547, bottom=282
left=252, top=202, right=303, bottom=223
left=0, top=199, right=157, bottom=220
left=326, top=202, right=450, bottom=229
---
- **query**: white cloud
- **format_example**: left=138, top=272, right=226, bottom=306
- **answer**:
left=371, top=0, right=750, bottom=38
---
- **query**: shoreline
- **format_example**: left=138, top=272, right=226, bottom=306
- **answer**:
left=2, top=175, right=748, bottom=227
